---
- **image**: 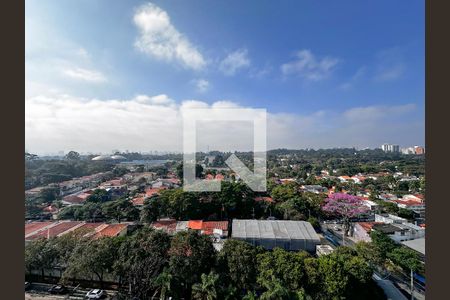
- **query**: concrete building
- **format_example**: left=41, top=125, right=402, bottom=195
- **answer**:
left=402, top=237, right=425, bottom=256
left=381, top=144, right=400, bottom=153
left=353, top=221, right=425, bottom=243
left=375, top=214, right=408, bottom=224
left=231, top=219, right=320, bottom=252
left=301, top=185, right=328, bottom=194
left=316, top=244, right=334, bottom=256
left=414, top=146, right=425, bottom=155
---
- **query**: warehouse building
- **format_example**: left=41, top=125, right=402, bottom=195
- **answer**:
left=231, top=219, right=320, bottom=252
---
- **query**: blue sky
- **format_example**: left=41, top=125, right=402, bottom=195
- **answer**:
left=25, top=0, right=424, bottom=154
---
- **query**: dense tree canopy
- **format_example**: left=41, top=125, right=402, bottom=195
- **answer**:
left=25, top=229, right=387, bottom=300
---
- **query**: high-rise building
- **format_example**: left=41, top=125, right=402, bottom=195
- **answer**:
left=381, top=144, right=400, bottom=153
left=414, top=146, right=425, bottom=155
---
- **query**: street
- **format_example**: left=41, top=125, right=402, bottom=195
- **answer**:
left=321, top=222, right=425, bottom=300
left=25, top=282, right=117, bottom=300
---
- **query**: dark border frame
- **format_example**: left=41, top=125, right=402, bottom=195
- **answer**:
left=2, top=0, right=449, bottom=299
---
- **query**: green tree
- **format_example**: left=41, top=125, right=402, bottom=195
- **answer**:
left=115, top=228, right=171, bottom=299
left=259, top=277, right=291, bottom=300
left=388, top=247, right=422, bottom=273
left=65, top=151, right=81, bottom=161
left=25, top=238, right=58, bottom=280
left=397, top=208, right=415, bottom=220
left=192, top=272, right=220, bottom=300
left=370, top=231, right=397, bottom=262
left=219, top=239, right=260, bottom=291
left=168, top=230, right=216, bottom=296
left=38, top=186, right=60, bottom=202
left=176, top=163, right=204, bottom=179
left=63, top=237, right=119, bottom=287
left=141, top=197, right=163, bottom=222
left=257, top=248, right=310, bottom=293
left=270, top=183, right=299, bottom=203
left=102, top=199, right=140, bottom=222
left=86, top=189, right=110, bottom=203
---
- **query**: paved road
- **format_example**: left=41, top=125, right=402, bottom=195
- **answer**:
left=373, top=273, right=407, bottom=300
left=321, top=223, right=425, bottom=300
left=25, top=294, right=65, bottom=300
left=26, top=282, right=117, bottom=300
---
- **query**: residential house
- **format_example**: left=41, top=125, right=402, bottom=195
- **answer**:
left=301, top=185, right=328, bottom=194
left=25, top=221, right=130, bottom=242
left=353, top=221, right=425, bottom=243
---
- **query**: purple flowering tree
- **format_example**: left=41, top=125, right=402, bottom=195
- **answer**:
left=322, top=193, right=368, bottom=236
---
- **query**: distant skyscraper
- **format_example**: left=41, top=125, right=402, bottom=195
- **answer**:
left=414, top=146, right=425, bottom=155
left=381, top=144, right=399, bottom=153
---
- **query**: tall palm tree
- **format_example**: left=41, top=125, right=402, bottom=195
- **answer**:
left=192, top=272, right=219, bottom=300
left=153, top=269, right=173, bottom=300
left=260, top=277, right=291, bottom=300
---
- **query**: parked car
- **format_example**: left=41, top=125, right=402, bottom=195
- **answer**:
left=48, top=284, right=68, bottom=294
left=86, top=289, right=105, bottom=299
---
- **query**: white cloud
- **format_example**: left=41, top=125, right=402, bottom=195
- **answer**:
left=133, top=3, right=206, bottom=70
left=249, top=64, right=272, bottom=79
left=373, top=47, right=405, bottom=81
left=25, top=91, right=423, bottom=154
left=63, top=67, right=107, bottom=83
left=133, top=94, right=175, bottom=106
left=281, top=49, right=339, bottom=80
left=26, top=15, right=110, bottom=96
left=339, top=66, right=366, bottom=90
left=342, top=104, right=416, bottom=122
left=193, top=79, right=210, bottom=93
left=219, top=49, right=251, bottom=76
left=374, top=64, right=404, bottom=81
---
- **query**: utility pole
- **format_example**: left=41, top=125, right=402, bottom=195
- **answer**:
left=410, top=268, right=414, bottom=300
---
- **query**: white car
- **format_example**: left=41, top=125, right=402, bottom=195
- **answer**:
left=86, top=289, right=105, bottom=299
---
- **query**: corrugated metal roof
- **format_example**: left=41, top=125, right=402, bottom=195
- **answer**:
left=401, top=238, right=425, bottom=255
left=231, top=219, right=320, bottom=241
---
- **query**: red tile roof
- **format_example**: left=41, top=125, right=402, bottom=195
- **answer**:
left=131, top=196, right=146, bottom=206
left=151, top=219, right=178, bottom=233
left=357, top=222, right=383, bottom=233
left=62, top=195, right=85, bottom=204
left=254, top=196, right=274, bottom=203
left=78, top=192, right=92, bottom=200
left=43, top=205, right=59, bottom=213
left=75, top=222, right=104, bottom=233
left=145, top=187, right=166, bottom=197
left=94, top=223, right=127, bottom=238
left=102, top=179, right=125, bottom=186
left=27, top=221, right=82, bottom=240
left=25, top=222, right=53, bottom=236
left=392, top=200, right=425, bottom=207
left=166, top=178, right=181, bottom=184
left=202, top=221, right=228, bottom=231
left=188, top=220, right=203, bottom=230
